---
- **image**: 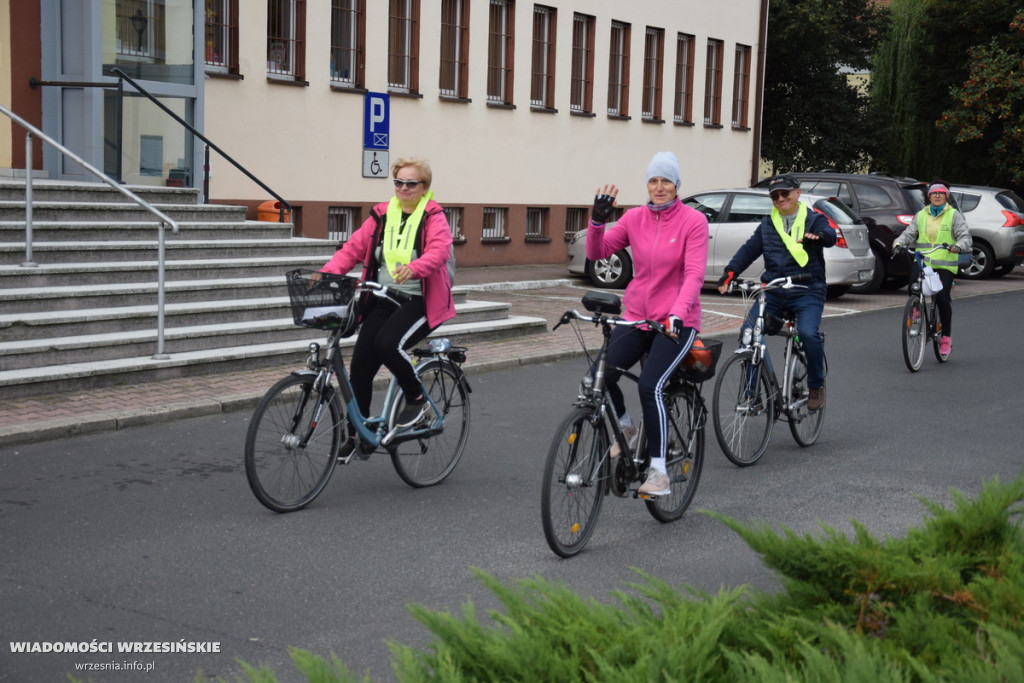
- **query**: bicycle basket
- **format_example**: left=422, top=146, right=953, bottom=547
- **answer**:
left=286, top=269, right=360, bottom=335
left=679, top=338, right=723, bottom=383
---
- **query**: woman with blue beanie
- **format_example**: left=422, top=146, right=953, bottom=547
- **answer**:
left=586, top=151, right=709, bottom=496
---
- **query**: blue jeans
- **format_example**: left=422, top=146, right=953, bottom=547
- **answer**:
left=743, top=289, right=826, bottom=388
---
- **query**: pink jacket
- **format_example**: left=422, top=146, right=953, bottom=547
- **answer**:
left=586, top=199, right=708, bottom=330
left=321, top=199, right=456, bottom=329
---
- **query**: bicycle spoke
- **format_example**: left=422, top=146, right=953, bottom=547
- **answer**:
left=712, top=352, right=774, bottom=466
left=646, top=385, right=704, bottom=523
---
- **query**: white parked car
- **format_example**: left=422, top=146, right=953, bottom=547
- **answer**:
left=567, top=189, right=875, bottom=299
left=948, top=184, right=1024, bottom=279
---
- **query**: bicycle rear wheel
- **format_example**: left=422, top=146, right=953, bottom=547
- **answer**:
left=244, top=374, right=344, bottom=512
left=645, top=384, right=704, bottom=523
left=712, top=350, right=775, bottom=466
left=901, top=297, right=926, bottom=372
left=786, top=347, right=825, bottom=447
left=541, top=406, right=608, bottom=558
left=390, top=359, right=471, bottom=488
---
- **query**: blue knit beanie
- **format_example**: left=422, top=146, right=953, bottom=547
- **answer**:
left=645, top=151, right=681, bottom=188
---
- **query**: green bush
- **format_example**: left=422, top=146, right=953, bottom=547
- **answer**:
left=228, top=477, right=1024, bottom=682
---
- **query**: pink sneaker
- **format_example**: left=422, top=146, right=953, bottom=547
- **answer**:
left=939, top=336, right=952, bottom=356
left=911, top=308, right=921, bottom=321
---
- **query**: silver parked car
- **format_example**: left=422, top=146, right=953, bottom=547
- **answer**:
left=566, top=189, right=874, bottom=299
left=948, top=184, right=1024, bottom=279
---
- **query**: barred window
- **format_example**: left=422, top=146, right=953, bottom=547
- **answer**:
left=439, top=0, right=470, bottom=98
left=388, top=0, right=420, bottom=94
left=569, top=13, right=594, bottom=114
left=328, top=206, right=360, bottom=243
left=267, top=0, right=306, bottom=80
left=526, top=207, right=548, bottom=238
left=674, top=33, right=694, bottom=124
left=530, top=5, right=556, bottom=109
left=732, top=44, right=751, bottom=128
left=205, top=0, right=238, bottom=74
left=704, top=38, right=724, bottom=126
left=642, top=26, right=664, bottom=121
left=482, top=207, right=508, bottom=240
left=331, top=0, right=365, bottom=87
left=443, top=206, right=465, bottom=241
left=117, top=0, right=165, bottom=61
left=565, top=207, right=587, bottom=241
left=487, top=0, right=515, bottom=105
left=607, top=21, right=630, bottom=117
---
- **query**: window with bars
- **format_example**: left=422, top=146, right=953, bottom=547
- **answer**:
left=673, top=32, right=694, bottom=124
left=331, top=0, right=364, bottom=87
left=439, top=0, right=470, bottom=98
left=205, top=0, right=238, bottom=73
left=328, top=206, right=360, bottom=243
left=530, top=6, right=556, bottom=110
left=570, top=13, right=594, bottom=114
left=565, top=207, right=587, bottom=241
left=732, top=44, right=751, bottom=128
left=526, top=207, right=548, bottom=238
left=607, top=21, right=630, bottom=117
left=388, top=0, right=419, bottom=94
left=704, top=38, right=723, bottom=126
left=487, top=0, right=515, bottom=105
left=117, top=0, right=165, bottom=61
left=443, top=206, right=465, bottom=241
left=642, top=26, right=664, bottom=121
left=482, top=207, right=508, bottom=240
left=267, top=0, right=306, bottom=80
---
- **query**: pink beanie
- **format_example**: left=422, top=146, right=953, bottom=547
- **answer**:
left=928, top=184, right=949, bottom=195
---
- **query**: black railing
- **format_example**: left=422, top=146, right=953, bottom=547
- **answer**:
left=29, top=69, right=291, bottom=221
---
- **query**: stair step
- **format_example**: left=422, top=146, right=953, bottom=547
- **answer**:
left=0, top=220, right=293, bottom=241
left=0, top=238, right=328, bottom=264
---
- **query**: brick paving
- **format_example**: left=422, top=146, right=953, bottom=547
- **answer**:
left=2, top=263, right=1022, bottom=447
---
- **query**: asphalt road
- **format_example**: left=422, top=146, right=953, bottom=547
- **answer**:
left=2, top=289, right=1023, bottom=682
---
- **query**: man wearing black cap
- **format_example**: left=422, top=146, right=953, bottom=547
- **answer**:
left=716, top=174, right=836, bottom=410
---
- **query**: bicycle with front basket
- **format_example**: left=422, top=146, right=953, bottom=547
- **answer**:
left=897, top=243, right=954, bottom=372
left=243, top=270, right=471, bottom=513
left=540, top=290, right=721, bottom=558
left=711, top=274, right=826, bottom=467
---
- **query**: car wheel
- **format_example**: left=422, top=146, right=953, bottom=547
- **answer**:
left=589, top=250, right=633, bottom=289
left=826, top=285, right=850, bottom=299
left=849, top=249, right=885, bottom=294
left=992, top=263, right=1015, bottom=278
left=959, top=242, right=995, bottom=279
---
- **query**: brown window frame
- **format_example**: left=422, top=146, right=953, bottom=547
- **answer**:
left=642, top=26, right=664, bottom=122
left=205, top=0, right=240, bottom=75
left=439, top=0, right=470, bottom=99
left=570, top=13, right=595, bottom=114
left=704, top=38, right=724, bottom=126
left=674, top=32, right=694, bottom=124
left=732, top=43, right=751, bottom=129
left=607, top=20, right=630, bottom=118
left=388, top=0, right=420, bottom=95
left=330, top=0, right=365, bottom=89
left=487, top=0, right=516, bottom=106
left=530, top=5, right=557, bottom=110
left=267, top=0, right=307, bottom=82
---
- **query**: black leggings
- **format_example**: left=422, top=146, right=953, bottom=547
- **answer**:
left=910, top=265, right=956, bottom=336
left=349, top=295, right=433, bottom=422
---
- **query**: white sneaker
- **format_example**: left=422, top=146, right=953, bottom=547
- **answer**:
left=638, top=471, right=671, bottom=497
left=609, top=425, right=638, bottom=459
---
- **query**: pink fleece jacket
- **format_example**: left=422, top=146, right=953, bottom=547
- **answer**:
left=321, top=199, right=456, bottom=329
left=586, top=199, right=708, bottom=330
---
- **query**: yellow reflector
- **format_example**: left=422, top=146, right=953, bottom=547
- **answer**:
left=570, top=523, right=580, bottom=533
left=567, top=433, right=577, bottom=445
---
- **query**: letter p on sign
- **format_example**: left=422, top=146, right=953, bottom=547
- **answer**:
left=363, top=92, right=390, bottom=150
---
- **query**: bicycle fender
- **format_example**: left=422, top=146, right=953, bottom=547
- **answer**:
left=289, top=369, right=319, bottom=379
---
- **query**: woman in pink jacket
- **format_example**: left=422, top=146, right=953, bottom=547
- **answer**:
left=586, top=151, right=709, bottom=497
left=321, top=158, right=455, bottom=456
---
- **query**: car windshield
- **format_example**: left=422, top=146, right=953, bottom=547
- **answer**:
left=997, top=190, right=1024, bottom=213
left=811, top=198, right=861, bottom=226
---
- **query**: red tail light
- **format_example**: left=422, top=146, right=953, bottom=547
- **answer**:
left=1001, top=210, right=1024, bottom=227
left=812, top=208, right=849, bottom=248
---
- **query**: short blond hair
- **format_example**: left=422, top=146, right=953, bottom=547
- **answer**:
left=391, top=158, right=432, bottom=190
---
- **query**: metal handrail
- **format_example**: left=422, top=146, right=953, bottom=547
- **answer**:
left=0, top=103, right=179, bottom=360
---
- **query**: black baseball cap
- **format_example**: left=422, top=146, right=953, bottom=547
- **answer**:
left=767, top=174, right=800, bottom=192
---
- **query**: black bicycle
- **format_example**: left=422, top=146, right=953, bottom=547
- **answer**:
left=899, top=244, right=953, bottom=372
left=541, top=290, right=722, bottom=557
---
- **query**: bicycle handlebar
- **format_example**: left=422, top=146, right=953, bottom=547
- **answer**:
left=553, top=309, right=670, bottom=337
left=357, top=279, right=415, bottom=304
left=727, top=273, right=811, bottom=294
left=893, top=243, right=955, bottom=260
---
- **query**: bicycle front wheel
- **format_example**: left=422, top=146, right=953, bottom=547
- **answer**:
left=390, top=359, right=471, bottom=488
left=712, top=350, right=775, bottom=467
left=646, top=384, right=704, bottom=523
left=786, top=347, right=825, bottom=447
left=541, top=406, right=608, bottom=558
left=244, top=374, right=344, bottom=512
left=901, top=297, right=926, bottom=372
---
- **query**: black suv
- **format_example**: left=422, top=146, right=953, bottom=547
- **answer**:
left=753, top=172, right=928, bottom=293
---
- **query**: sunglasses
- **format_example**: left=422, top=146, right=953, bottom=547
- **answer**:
left=770, top=189, right=793, bottom=200
left=393, top=179, right=424, bottom=189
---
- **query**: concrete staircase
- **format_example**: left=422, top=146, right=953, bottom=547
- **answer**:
left=0, top=179, right=546, bottom=400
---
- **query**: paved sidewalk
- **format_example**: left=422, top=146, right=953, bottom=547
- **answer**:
left=2, top=263, right=1021, bottom=447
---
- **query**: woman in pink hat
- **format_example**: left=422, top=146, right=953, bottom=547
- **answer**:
left=893, top=182, right=972, bottom=357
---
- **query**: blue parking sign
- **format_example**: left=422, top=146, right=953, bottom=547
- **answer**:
left=363, top=92, right=390, bottom=150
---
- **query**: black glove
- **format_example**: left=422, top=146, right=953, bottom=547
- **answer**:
left=717, top=269, right=736, bottom=290
left=591, top=193, right=616, bottom=224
